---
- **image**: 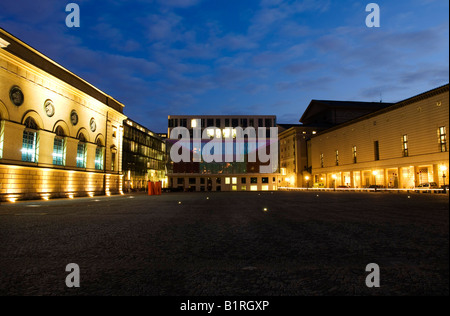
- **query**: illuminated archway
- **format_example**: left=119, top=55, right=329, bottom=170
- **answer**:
left=21, top=110, right=44, bottom=130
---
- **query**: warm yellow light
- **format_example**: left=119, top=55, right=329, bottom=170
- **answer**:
left=373, top=171, right=378, bottom=176
left=41, top=193, right=51, bottom=201
left=191, top=119, right=198, bottom=128
left=263, top=208, right=268, bottom=212
left=332, top=174, right=337, bottom=180
left=441, top=165, right=448, bottom=172
left=68, top=193, right=74, bottom=199
left=305, top=176, right=310, bottom=181
left=88, top=192, right=95, bottom=198
left=7, top=195, right=18, bottom=203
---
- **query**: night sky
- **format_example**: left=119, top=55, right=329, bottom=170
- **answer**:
left=1, top=0, right=448, bottom=132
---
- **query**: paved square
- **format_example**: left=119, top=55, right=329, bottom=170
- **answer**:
left=0, top=192, right=448, bottom=296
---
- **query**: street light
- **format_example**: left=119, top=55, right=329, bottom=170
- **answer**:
left=305, top=176, right=310, bottom=190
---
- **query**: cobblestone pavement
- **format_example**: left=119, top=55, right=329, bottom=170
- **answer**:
left=0, top=192, right=448, bottom=296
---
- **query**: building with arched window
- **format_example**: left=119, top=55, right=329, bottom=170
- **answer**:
left=0, top=28, right=127, bottom=201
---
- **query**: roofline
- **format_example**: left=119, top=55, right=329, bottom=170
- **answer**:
left=314, top=84, right=449, bottom=137
left=0, top=28, right=125, bottom=111
left=168, top=115, right=277, bottom=118
left=299, top=99, right=394, bottom=123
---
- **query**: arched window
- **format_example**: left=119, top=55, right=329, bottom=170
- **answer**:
left=22, top=117, right=39, bottom=163
left=76, top=133, right=87, bottom=168
left=53, top=126, right=66, bottom=166
left=95, top=138, right=104, bottom=170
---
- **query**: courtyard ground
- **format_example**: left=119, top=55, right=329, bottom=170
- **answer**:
left=0, top=191, right=448, bottom=296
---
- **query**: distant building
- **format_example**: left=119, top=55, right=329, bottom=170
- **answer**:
left=122, top=119, right=167, bottom=191
left=0, top=28, right=127, bottom=202
left=310, top=84, right=449, bottom=189
left=167, top=115, right=279, bottom=192
left=278, top=100, right=394, bottom=188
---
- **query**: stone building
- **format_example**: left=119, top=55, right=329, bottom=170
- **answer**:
left=0, top=28, right=127, bottom=201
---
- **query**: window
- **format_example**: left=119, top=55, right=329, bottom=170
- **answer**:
left=111, top=152, right=116, bottom=171
left=225, top=177, right=231, bottom=185
left=241, top=118, right=248, bottom=127
left=225, top=119, right=230, bottom=127
left=335, top=150, right=339, bottom=166
left=402, top=135, right=409, bottom=157
left=262, top=177, right=269, bottom=184
left=439, top=127, right=447, bottom=152
left=265, top=119, right=272, bottom=128
left=352, top=146, right=357, bottom=164
left=258, top=119, right=263, bottom=127
left=53, top=127, right=65, bottom=166
left=189, top=178, right=196, bottom=185
left=232, top=119, right=239, bottom=128
left=251, top=177, right=258, bottom=184
left=77, top=134, right=87, bottom=168
left=95, top=147, right=103, bottom=170
left=207, top=119, right=214, bottom=127
left=249, top=119, right=254, bottom=127
left=374, top=141, right=380, bottom=161
left=320, top=153, right=324, bottom=168
left=22, top=117, right=38, bottom=163
left=241, top=178, right=247, bottom=184
left=232, top=177, right=238, bottom=185
left=216, top=119, right=221, bottom=128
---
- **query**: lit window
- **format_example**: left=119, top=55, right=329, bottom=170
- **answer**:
left=95, top=139, right=104, bottom=170
left=225, top=177, right=231, bottom=184
left=439, top=127, right=447, bottom=152
left=250, top=185, right=258, bottom=191
left=402, top=135, right=409, bottom=157
left=77, top=134, right=87, bottom=168
left=352, top=146, right=357, bottom=164
left=191, top=119, right=198, bottom=128
left=320, top=153, right=324, bottom=168
left=241, top=186, right=247, bottom=191
left=262, top=185, right=269, bottom=191
left=52, top=127, right=65, bottom=166
left=335, top=150, right=339, bottom=166
left=232, top=177, right=237, bottom=185
left=232, top=186, right=237, bottom=191
left=207, top=129, right=215, bottom=138
left=22, top=117, right=38, bottom=163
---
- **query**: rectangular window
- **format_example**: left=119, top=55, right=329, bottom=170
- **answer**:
left=402, top=135, right=409, bottom=157
left=251, top=177, right=258, bottom=184
left=335, top=150, right=339, bottom=166
left=439, top=127, right=447, bottom=152
left=262, top=177, right=269, bottom=184
left=240, top=118, right=248, bottom=127
left=241, top=186, right=247, bottom=191
left=225, top=119, right=230, bottom=127
left=320, top=153, right=324, bottom=168
left=189, top=178, right=196, bottom=185
left=216, top=119, right=221, bottom=128
left=258, top=119, right=263, bottom=127
left=232, top=177, right=238, bottom=185
left=241, top=178, right=247, bottom=184
left=111, top=153, right=116, bottom=171
left=232, top=119, right=239, bottom=128
left=22, top=131, right=37, bottom=163
left=207, top=119, right=214, bottom=127
left=374, top=141, right=380, bottom=161
left=76, top=143, right=86, bottom=168
left=53, top=138, right=65, bottom=166
left=225, top=177, right=231, bottom=185
left=249, top=119, right=254, bottom=127
left=95, top=147, right=104, bottom=170
left=265, top=119, right=272, bottom=128
left=352, top=146, right=357, bottom=164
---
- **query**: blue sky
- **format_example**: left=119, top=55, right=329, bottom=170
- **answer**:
left=1, top=0, right=448, bottom=132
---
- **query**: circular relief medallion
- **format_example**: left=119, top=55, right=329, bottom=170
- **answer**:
left=44, top=100, right=55, bottom=117
left=10, top=86, right=24, bottom=106
left=90, top=118, right=97, bottom=132
left=70, top=110, right=79, bottom=126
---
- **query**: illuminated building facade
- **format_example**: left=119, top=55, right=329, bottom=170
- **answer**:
left=122, top=119, right=167, bottom=191
left=167, top=115, right=279, bottom=192
left=278, top=100, right=393, bottom=188
left=309, top=84, right=449, bottom=189
left=0, top=29, right=127, bottom=202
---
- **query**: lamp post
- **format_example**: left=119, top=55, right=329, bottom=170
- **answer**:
left=305, top=176, right=310, bottom=190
